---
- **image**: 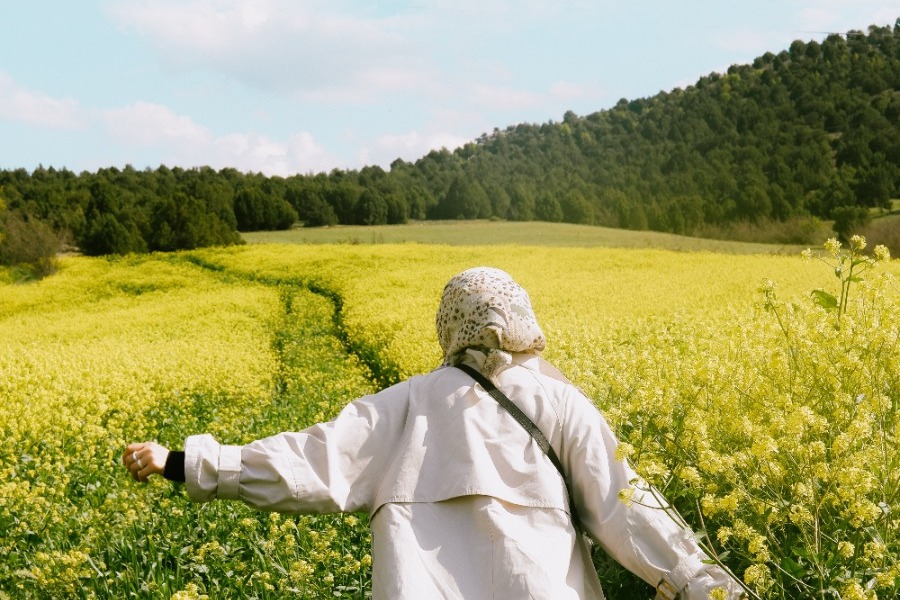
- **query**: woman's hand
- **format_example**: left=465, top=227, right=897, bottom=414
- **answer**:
left=123, top=442, right=169, bottom=483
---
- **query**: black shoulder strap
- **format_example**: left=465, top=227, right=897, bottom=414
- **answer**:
left=455, top=363, right=582, bottom=531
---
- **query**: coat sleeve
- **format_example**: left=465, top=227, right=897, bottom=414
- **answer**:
left=559, top=384, right=745, bottom=599
left=183, top=381, right=410, bottom=515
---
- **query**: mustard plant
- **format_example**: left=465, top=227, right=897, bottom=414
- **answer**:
left=802, top=235, right=891, bottom=318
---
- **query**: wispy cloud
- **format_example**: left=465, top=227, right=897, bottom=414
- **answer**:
left=211, top=131, right=336, bottom=175
left=108, top=0, right=431, bottom=100
left=360, top=129, right=469, bottom=167
left=101, top=100, right=336, bottom=175
left=103, top=101, right=212, bottom=147
left=0, top=72, right=85, bottom=129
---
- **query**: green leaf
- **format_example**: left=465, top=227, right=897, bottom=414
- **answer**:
left=781, top=556, right=806, bottom=578
left=811, top=289, right=838, bottom=310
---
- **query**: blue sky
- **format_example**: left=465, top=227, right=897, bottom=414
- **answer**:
left=1, top=1, right=897, bottom=176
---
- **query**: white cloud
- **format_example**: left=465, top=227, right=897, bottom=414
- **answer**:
left=212, top=131, right=336, bottom=175
left=103, top=101, right=212, bottom=147
left=100, top=100, right=335, bottom=175
left=109, top=0, right=274, bottom=53
left=0, top=72, right=84, bottom=129
left=108, top=0, right=431, bottom=100
left=286, top=132, right=337, bottom=174
left=213, top=133, right=287, bottom=174
left=363, top=129, right=468, bottom=168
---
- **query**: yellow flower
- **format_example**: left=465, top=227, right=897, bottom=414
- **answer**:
left=614, top=442, right=634, bottom=462
left=708, top=588, right=730, bottom=600
left=747, top=534, right=771, bottom=562
left=758, top=278, right=776, bottom=295
left=839, top=580, right=875, bottom=600
left=838, top=541, right=855, bottom=559
left=743, top=564, right=773, bottom=593
left=677, top=465, right=702, bottom=486
left=824, top=237, right=842, bottom=256
left=789, top=504, right=813, bottom=525
left=617, top=487, right=636, bottom=507
left=171, top=583, right=209, bottom=600
left=4, top=240, right=899, bottom=598
left=863, top=541, right=886, bottom=562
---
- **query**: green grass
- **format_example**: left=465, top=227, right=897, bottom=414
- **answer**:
left=241, top=220, right=808, bottom=255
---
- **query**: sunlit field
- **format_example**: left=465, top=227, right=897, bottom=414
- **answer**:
left=241, top=219, right=808, bottom=255
left=1, top=239, right=897, bottom=598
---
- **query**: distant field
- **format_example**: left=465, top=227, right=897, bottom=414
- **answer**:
left=241, top=220, right=808, bottom=255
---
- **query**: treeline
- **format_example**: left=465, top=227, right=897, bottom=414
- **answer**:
left=409, top=23, right=898, bottom=233
left=1, top=23, right=897, bottom=265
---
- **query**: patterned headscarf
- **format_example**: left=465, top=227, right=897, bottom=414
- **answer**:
left=436, top=267, right=546, bottom=378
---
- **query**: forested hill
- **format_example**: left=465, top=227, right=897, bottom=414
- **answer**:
left=409, top=24, right=899, bottom=232
left=0, top=23, right=897, bottom=258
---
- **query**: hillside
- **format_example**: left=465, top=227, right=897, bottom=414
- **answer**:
left=395, top=24, right=899, bottom=231
left=0, top=22, right=897, bottom=263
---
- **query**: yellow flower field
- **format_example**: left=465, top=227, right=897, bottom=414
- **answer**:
left=0, top=242, right=897, bottom=598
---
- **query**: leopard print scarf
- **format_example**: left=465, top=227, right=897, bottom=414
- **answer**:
left=436, top=267, right=546, bottom=378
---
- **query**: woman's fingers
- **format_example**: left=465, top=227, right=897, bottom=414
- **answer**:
left=123, top=442, right=170, bottom=483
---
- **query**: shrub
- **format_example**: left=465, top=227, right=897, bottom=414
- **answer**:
left=0, top=211, right=60, bottom=278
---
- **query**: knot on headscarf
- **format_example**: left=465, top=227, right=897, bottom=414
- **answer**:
left=436, top=267, right=546, bottom=379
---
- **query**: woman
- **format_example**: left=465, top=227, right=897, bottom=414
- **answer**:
left=124, top=267, right=744, bottom=599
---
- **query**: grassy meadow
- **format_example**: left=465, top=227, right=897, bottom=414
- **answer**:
left=1, top=222, right=897, bottom=598
left=240, top=219, right=811, bottom=255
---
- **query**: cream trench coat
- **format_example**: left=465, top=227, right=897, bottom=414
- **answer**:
left=184, top=353, right=742, bottom=599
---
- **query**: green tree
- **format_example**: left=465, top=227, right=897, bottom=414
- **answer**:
left=148, top=193, right=239, bottom=251
left=80, top=212, right=145, bottom=256
left=288, top=184, right=338, bottom=227
left=233, top=186, right=297, bottom=231
left=534, top=192, right=563, bottom=222
left=355, top=190, right=389, bottom=225
left=433, top=176, right=490, bottom=219
left=560, top=190, right=594, bottom=224
left=325, top=181, right=363, bottom=224
left=507, top=184, right=536, bottom=221
left=831, top=205, right=870, bottom=243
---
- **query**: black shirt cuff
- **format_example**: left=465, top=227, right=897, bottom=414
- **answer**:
left=163, top=451, right=186, bottom=482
